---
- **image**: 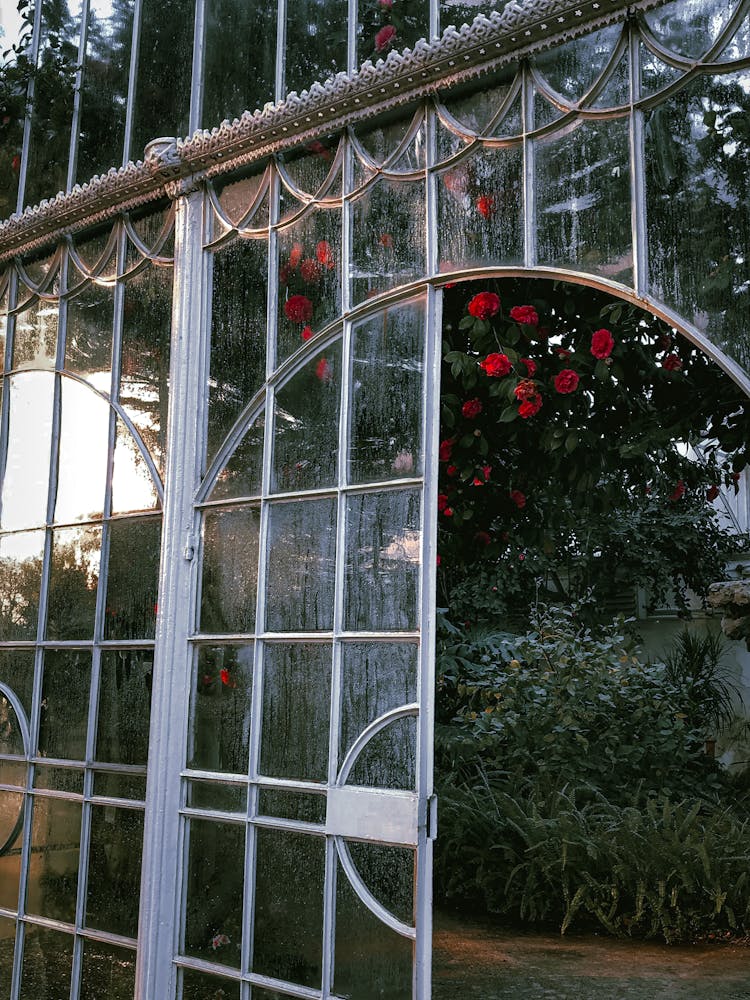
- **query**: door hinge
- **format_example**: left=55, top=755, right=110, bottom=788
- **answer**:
left=184, top=534, right=197, bottom=561
left=426, top=794, right=438, bottom=840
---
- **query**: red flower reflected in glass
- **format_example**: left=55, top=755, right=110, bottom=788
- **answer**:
left=476, top=195, right=496, bottom=219
left=284, top=294, right=313, bottom=323
left=510, top=489, right=527, bottom=509
left=375, top=24, right=397, bottom=51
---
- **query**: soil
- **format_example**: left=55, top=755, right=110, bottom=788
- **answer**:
left=433, top=909, right=750, bottom=999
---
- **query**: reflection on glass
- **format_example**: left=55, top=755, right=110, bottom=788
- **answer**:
left=437, top=67, right=521, bottom=153
left=0, top=761, right=27, bottom=786
left=80, top=941, right=136, bottom=1000
left=253, top=829, right=325, bottom=988
left=46, top=525, right=101, bottom=640
left=104, top=516, right=161, bottom=639
left=93, top=771, right=147, bottom=801
left=2, top=372, right=54, bottom=531
left=184, top=818, right=245, bottom=968
left=354, top=114, right=426, bottom=171
left=54, top=377, right=109, bottom=523
left=285, top=0, right=348, bottom=95
left=0, top=533, right=45, bottom=641
left=344, top=490, right=420, bottom=631
left=0, top=650, right=35, bottom=717
left=273, top=344, right=341, bottom=492
left=349, top=716, right=417, bottom=790
left=200, top=507, right=259, bottom=634
left=38, top=650, right=92, bottom=760
left=357, top=2, right=427, bottom=65
left=0, top=792, right=23, bottom=909
left=33, top=766, right=84, bottom=793
left=279, top=142, right=340, bottom=203
left=96, top=650, right=153, bottom=765
left=86, top=806, right=144, bottom=936
left=182, top=968, right=241, bottom=1000
left=260, top=643, right=332, bottom=782
left=266, top=499, right=337, bottom=632
left=645, top=0, right=739, bottom=57
left=18, top=925, right=74, bottom=1000
left=348, top=841, right=414, bottom=924
left=189, top=645, right=253, bottom=774
left=209, top=416, right=264, bottom=501
left=350, top=303, right=424, bottom=484
left=26, top=796, right=82, bottom=923
left=111, top=418, right=160, bottom=513
left=532, top=25, right=622, bottom=101
left=64, top=280, right=114, bottom=379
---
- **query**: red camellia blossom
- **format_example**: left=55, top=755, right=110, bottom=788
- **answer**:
left=446, top=464, right=458, bottom=477
left=300, top=258, right=321, bottom=283
left=315, top=357, right=332, bottom=382
left=437, top=493, right=449, bottom=512
left=706, top=484, right=720, bottom=502
left=670, top=480, right=686, bottom=501
left=375, top=24, right=397, bottom=50
left=514, top=379, right=537, bottom=401
left=663, top=353, right=683, bottom=371
left=510, top=305, right=539, bottom=326
left=443, top=507, right=454, bottom=517
left=591, top=328, right=614, bottom=359
left=288, top=243, right=304, bottom=269
left=518, top=396, right=543, bottom=418
left=554, top=369, right=579, bottom=394
left=482, top=464, right=492, bottom=481
left=476, top=195, right=495, bottom=219
left=462, top=398, right=483, bottom=419
left=555, top=347, right=572, bottom=359
left=468, top=292, right=501, bottom=320
left=284, top=294, right=313, bottom=323
left=510, top=489, right=527, bottom=509
left=520, top=357, right=537, bottom=376
left=316, top=240, right=335, bottom=269
left=439, top=439, right=454, bottom=462
left=220, top=668, right=236, bottom=688
left=301, top=325, right=314, bottom=341
left=479, top=352, right=512, bottom=377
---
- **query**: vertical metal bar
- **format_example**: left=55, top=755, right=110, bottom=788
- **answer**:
left=429, top=0, right=440, bottom=39
left=628, top=19, right=647, bottom=297
left=66, top=0, right=91, bottom=192
left=189, top=0, right=207, bottom=136
left=0, top=269, right=18, bottom=525
left=341, top=135, right=352, bottom=319
left=275, top=0, right=286, bottom=103
left=15, top=0, right=45, bottom=213
left=425, top=103, right=437, bottom=279
left=522, top=61, right=536, bottom=269
left=348, top=0, right=358, bottom=76
left=122, top=0, right=144, bottom=165
left=135, top=185, right=209, bottom=1000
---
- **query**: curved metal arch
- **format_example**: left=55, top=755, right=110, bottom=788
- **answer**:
left=0, top=681, right=30, bottom=859
left=335, top=835, right=416, bottom=940
left=337, top=703, right=419, bottom=787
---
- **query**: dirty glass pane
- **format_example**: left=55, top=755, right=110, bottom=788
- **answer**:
left=272, top=344, right=341, bottom=493
left=266, top=498, right=337, bottom=632
left=438, top=146, right=524, bottom=271
left=86, top=805, right=144, bottom=936
left=0, top=533, right=45, bottom=641
left=64, top=280, right=114, bottom=380
left=646, top=71, right=750, bottom=370
left=0, top=792, right=23, bottom=909
left=186, top=780, right=247, bottom=812
left=280, top=141, right=341, bottom=203
left=104, top=516, right=161, bottom=639
left=200, top=506, right=259, bottom=634
left=260, top=643, right=332, bottom=782
left=18, top=926, right=74, bottom=1000
left=38, top=650, right=92, bottom=760
left=348, top=841, right=414, bottom=924
left=120, top=260, right=172, bottom=479
left=12, top=300, right=58, bottom=370
left=54, top=378, right=109, bottom=523
left=334, top=855, right=413, bottom=1000
left=184, top=818, right=245, bottom=968
left=258, top=788, right=326, bottom=823
left=348, top=715, right=417, bottom=789
left=34, top=766, right=84, bottom=793
left=93, top=772, right=147, bottom=800
left=253, top=829, right=325, bottom=988
left=536, top=117, right=632, bottom=281
left=209, top=416, right=264, bottom=501
left=532, top=25, right=623, bottom=101
left=644, top=0, right=740, bottom=57
left=354, top=112, right=426, bottom=171
left=0, top=917, right=15, bottom=994
left=350, top=302, right=424, bottom=484
left=80, top=941, right=136, bottom=1000
left=209, top=238, right=268, bottom=462
left=96, top=649, right=153, bottom=765
left=203, top=0, right=276, bottom=128
left=76, top=0, right=134, bottom=182
left=26, top=796, right=82, bottom=923
left=111, top=418, right=160, bottom=513
left=350, top=178, right=426, bottom=305
left=182, top=968, right=241, bottom=1000
left=189, top=644, right=254, bottom=774
left=437, top=66, right=521, bottom=153
left=344, top=490, right=421, bottom=632
left=285, top=0, right=348, bottom=95
left=357, top=1, right=427, bottom=63
left=130, top=0, right=194, bottom=159
left=46, top=525, right=101, bottom=640
left=2, top=372, right=54, bottom=531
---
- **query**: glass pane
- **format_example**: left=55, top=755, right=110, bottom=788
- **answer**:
left=0, top=684, right=27, bottom=755
left=38, top=650, right=92, bottom=760
left=279, top=142, right=340, bottom=203
left=2, top=372, right=54, bottom=531
left=184, top=818, right=245, bottom=968
left=344, top=490, right=421, bottom=632
left=0, top=761, right=27, bottom=787
left=46, top=525, right=101, bottom=640
left=104, top=516, right=161, bottom=639
left=260, top=643, right=332, bottom=782
left=348, top=841, right=414, bottom=924
left=0, top=917, right=15, bottom=996
left=186, top=780, right=247, bottom=812
left=253, top=829, right=325, bottom=988
left=34, top=766, right=84, bottom=793
left=272, top=344, right=341, bottom=493
left=350, top=302, right=424, bottom=484
left=54, top=377, right=109, bottom=523
left=80, top=941, right=136, bottom=1000
left=358, top=2, right=427, bottom=63
left=182, top=968, right=241, bottom=1000
left=96, top=650, right=154, bottom=765
left=64, top=280, right=114, bottom=381
left=76, top=0, right=135, bottom=183
left=644, top=0, right=740, bottom=57
left=532, top=25, right=623, bottom=101
left=265, top=498, right=337, bottom=632
left=130, top=0, right=194, bottom=158
left=208, top=238, right=268, bottom=462
left=26, top=796, right=82, bottom=922
left=257, top=788, right=326, bottom=823
left=93, top=772, right=147, bottom=800
left=85, top=805, right=144, bottom=936
left=438, top=146, right=524, bottom=271
left=348, top=715, right=417, bottom=790
left=18, top=925, right=74, bottom=1000
left=0, top=650, right=35, bottom=718
left=200, top=507, right=259, bottom=634
left=285, top=0, right=348, bottom=94
left=212, top=169, right=270, bottom=231
left=536, top=117, right=632, bottom=281
left=0, top=533, right=45, bottom=641
left=437, top=66, right=521, bottom=152
left=111, top=418, right=160, bottom=513
left=208, top=416, right=264, bottom=501
left=0, top=792, right=24, bottom=909
left=11, top=300, right=58, bottom=371
left=189, top=644, right=254, bottom=774
left=350, top=179, right=426, bottom=305
left=120, top=260, right=172, bottom=479
left=203, top=0, right=276, bottom=128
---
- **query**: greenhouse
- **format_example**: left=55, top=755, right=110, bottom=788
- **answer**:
left=0, top=0, right=749, bottom=997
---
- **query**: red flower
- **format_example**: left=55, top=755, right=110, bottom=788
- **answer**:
left=510, top=305, right=539, bottom=326
left=479, top=353, right=511, bottom=377
left=11, top=154, right=21, bottom=174
left=446, top=464, right=458, bottom=477
left=288, top=243, right=304, bottom=269
left=436, top=554, right=441, bottom=566
left=284, top=294, right=313, bottom=323
left=220, top=668, right=236, bottom=688
left=514, top=379, right=537, bottom=401
left=510, top=489, right=526, bottom=509
left=379, top=232, right=394, bottom=249
left=462, top=398, right=483, bottom=419
left=518, top=396, right=543, bottom=418
left=443, top=507, right=454, bottom=517
left=670, top=480, right=685, bottom=501
left=475, top=530, right=492, bottom=546
left=472, top=477, right=485, bottom=486
left=300, top=258, right=321, bottom=282
left=554, top=369, right=579, bottom=394
left=482, top=465, right=492, bottom=481
left=706, top=484, right=720, bottom=502
left=439, top=439, right=454, bottom=462
left=316, top=241, right=335, bottom=269
left=375, top=24, right=397, bottom=50
left=301, top=325, right=314, bottom=341
left=520, top=357, right=537, bottom=376
left=315, top=357, right=333, bottom=382
left=437, top=493, right=449, bottom=513
left=591, top=328, right=614, bottom=359
left=468, top=292, right=501, bottom=320
left=555, top=347, right=571, bottom=359
left=476, top=195, right=495, bottom=219
left=663, top=353, right=683, bottom=371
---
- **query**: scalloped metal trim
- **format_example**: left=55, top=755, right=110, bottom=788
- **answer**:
left=0, top=0, right=666, bottom=264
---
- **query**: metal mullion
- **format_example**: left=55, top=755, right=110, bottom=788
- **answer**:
left=122, top=0, right=144, bottom=165
left=76, top=925, right=137, bottom=949
left=348, top=0, right=358, bottom=76
left=189, top=0, right=207, bottom=134
left=275, top=0, right=286, bottom=103
left=522, top=61, right=537, bottom=269
left=425, top=101, right=438, bottom=280
left=0, top=269, right=18, bottom=526
left=628, top=19, right=648, bottom=297
left=88, top=794, right=146, bottom=810
left=430, top=0, right=440, bottom=39
left=68, top=797, right=92, bottom=1000
left=14, top=0, right=44, bottom=213
left=66, top=0, right=91, bottom=193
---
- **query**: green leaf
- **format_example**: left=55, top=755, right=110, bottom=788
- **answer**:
left=594, top=360, right=610, bottom=381
left=458, top=316, right=474, bottom=331
left=565, top=431, right=579, bottom=454
left=500, top=405, right=518, bottom=422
